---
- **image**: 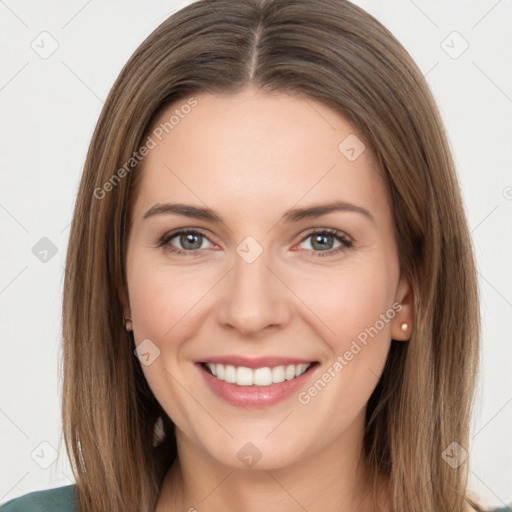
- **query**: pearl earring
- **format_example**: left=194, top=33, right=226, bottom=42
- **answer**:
left=400, top=322, right=408, bottom=332
left=124, top=317, right=133, bottom=331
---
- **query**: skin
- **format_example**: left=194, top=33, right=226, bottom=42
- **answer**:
left=121, top=86, right=415, bottom=512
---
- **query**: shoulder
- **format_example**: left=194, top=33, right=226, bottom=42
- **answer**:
left=0, top=485, right=77, bottom=512
left=464, top=501, right=512, bottom=512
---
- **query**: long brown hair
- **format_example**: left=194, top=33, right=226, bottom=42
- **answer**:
left=61, top=1, right=481, bottom=511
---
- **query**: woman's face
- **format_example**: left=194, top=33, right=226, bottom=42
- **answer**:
left=123, top=87, right=413, bottom=470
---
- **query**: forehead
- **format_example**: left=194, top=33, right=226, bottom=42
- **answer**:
left=132, top=88, right=387, bottom=222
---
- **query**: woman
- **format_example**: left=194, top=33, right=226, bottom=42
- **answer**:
left=1, top=0, right=505, bottom=511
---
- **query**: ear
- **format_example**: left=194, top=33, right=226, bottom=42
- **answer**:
left=391, top=272, right=414, bottom=341
left=119, top=280, right=131, bottom=323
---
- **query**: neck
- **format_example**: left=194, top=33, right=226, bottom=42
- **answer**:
left=156, top=413, right=390, bottom=512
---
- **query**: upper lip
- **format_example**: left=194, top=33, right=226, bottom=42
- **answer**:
left=196, top=355, right=317, bottom=369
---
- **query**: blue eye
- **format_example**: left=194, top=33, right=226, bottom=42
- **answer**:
left=157, top=229, right=213, bottom=257
left=157, top=228, right=352, bottom=258
left=298, top=229, right=352, bottom=258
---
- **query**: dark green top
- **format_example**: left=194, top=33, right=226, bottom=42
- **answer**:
left=0, top=484, right=510, bottom=511
left=0, top=485, right=77, bottom=511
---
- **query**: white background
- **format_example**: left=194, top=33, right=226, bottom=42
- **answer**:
left=0, top=0, right=511, bottom=508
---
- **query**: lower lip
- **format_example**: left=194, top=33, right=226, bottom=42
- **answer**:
left=196, top=363, right=319, bottom=407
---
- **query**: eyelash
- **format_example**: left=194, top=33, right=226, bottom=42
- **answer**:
left=156, top=228, right=353, bottom=258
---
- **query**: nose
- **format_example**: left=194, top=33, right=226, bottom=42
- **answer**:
left=215, top=247, right=293, bottom=338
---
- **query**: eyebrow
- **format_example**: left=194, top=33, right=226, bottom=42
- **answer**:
left=143, top=200, right=375, bottom=225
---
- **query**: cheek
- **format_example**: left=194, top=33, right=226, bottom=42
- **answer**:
left=292, top=261, right=395, bottom=344
left=128, top=257, right=213, bottom=340
left=126, top=258, right=209, bottom=431
left=289, top=259, right=396, bottom=408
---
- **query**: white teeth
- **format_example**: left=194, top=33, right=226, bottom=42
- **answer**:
left=236, top=366, right=254, bottom=386
left=224, top=365, right=236, bottom=383
left=285, top=364, right=296, bottom=380
left=254, top=367, right=272, bottom=386
left=272, top=366, right=286, bottom=383
left=203, top=362, right=312, bottom=386
left=207, top=363, right=217, bottom=376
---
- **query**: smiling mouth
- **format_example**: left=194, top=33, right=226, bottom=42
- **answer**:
left=200, top=361, right=318, bottom=387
